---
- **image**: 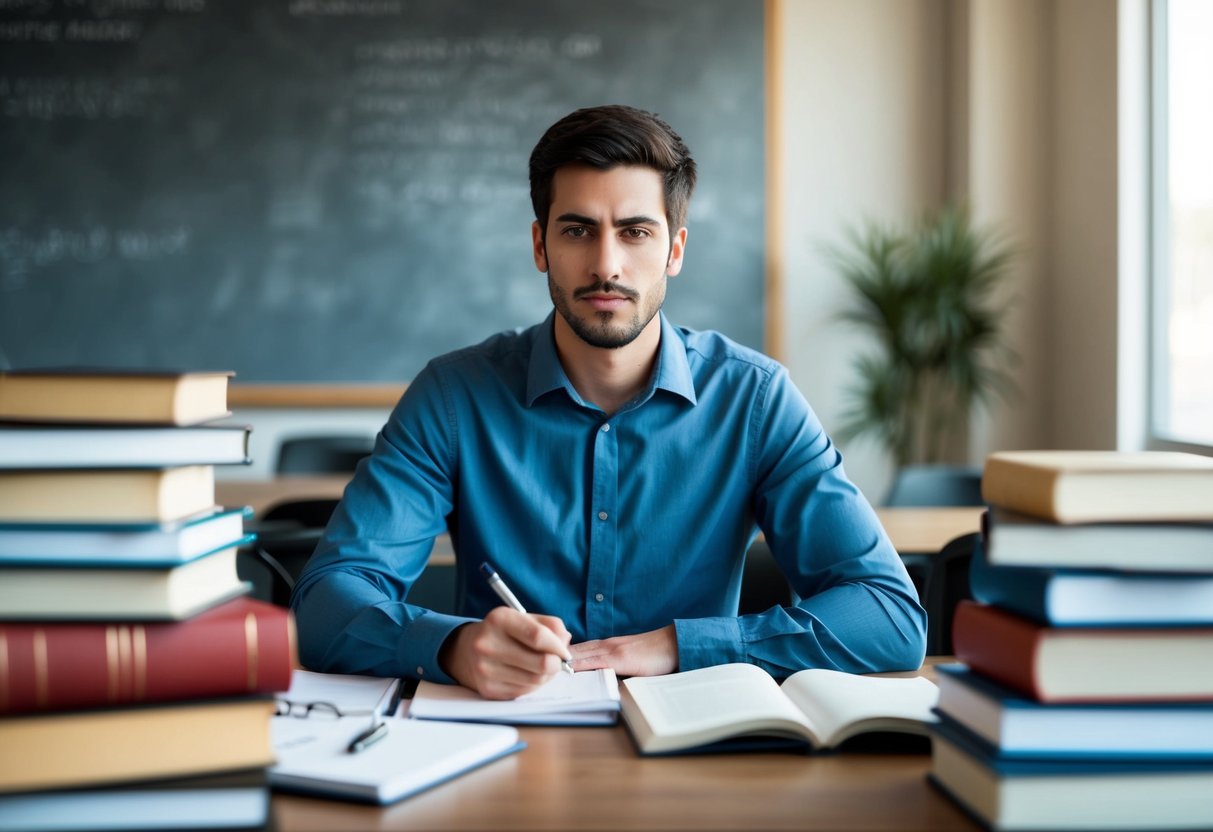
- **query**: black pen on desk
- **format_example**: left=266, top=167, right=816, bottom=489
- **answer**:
left=346, top=720, right=388, bottom=754
left=480, top=561, right=575, bottom=675
left=346, top=678, right=401, bottom=755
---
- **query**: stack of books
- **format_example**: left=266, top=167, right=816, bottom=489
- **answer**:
left=928, top=450, right=1213, bottom=832
left=0, top=369, right=295, bottom=832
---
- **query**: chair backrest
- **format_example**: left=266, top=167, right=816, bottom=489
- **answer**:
left=240, top=497, right=459, bottom=614
left=739, top=539, right=793, bottom=615
left=922, top=531, right=979, bottom=655
left=238, top=498, right=341, bottom=606
left=884, top=465, right=985, bottom=507
left=275, top=434, right=376, bottom=476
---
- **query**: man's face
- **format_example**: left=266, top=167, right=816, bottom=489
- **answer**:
left=532, top=164, right=687, bottom=350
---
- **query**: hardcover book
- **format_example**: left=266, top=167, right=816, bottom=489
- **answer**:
left=969, top=535, right=1213, bottom=625
left=0, top=507, right=251, bottom=567
left=935, top=664, right=1213, bottom=759
left=0, top=768, right=272, bottom=832
left=981, top=450, right=1213, bottom=524
left=0, top=545, right=249, bottom=620
left=0, top=369, right=233, bottom=426
left=951, top=601, right=1213, bottom=703
left=984, top=505, right=1213, bottom=572
left=0, top=424, right=251, bottom=469
left=0, top=467, right=216, bottom=524
left=0, top=698, right=275, bottom=794
left=619, top=663, right=938, bottom=755
left=0, top=596, right=295, bottom=714
left=928, top=717, right=1213, bottom=831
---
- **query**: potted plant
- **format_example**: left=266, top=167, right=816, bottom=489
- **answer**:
left=830, top=205, right=1018, bottom=469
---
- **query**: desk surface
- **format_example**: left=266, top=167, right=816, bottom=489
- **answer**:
left=217, top=477, right=983, bottom=556
left=272, top=661, right=972, bottom=832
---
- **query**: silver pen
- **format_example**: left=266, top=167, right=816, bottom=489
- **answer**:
left=480, top=561, right=575, bottom=675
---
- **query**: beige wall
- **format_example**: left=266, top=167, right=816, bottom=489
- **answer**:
left=774, top=0, right=1122, bottom=500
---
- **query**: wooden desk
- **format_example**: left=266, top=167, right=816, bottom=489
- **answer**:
left=219, top=478, right=984, bottom=556
left=272, top=662, right=972, bottom=832
left=874, top=507, right=984, bottom=554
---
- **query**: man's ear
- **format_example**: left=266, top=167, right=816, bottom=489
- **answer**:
left=531, top=221, right=548, bottom=272
left=666, top=227, right=688, bottom=277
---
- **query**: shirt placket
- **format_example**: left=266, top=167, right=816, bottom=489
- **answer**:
left=585, top=418, right=618, bottom=638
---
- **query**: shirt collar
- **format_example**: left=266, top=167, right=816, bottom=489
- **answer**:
left=525, top=311, right=698, bottom=408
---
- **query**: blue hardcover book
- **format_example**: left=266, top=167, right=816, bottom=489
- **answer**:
left=0, top=507, right=252, bottom=567
left=969, top=535, right=1213, bottom=626
left=928, top=716, right=1213, bottom=832
left=936, top=664, right=1213, bottom=759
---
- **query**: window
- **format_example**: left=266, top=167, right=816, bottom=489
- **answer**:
left=1151, top=0, right=1213, bottom=447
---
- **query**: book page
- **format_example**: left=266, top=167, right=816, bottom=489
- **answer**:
left=408, top=668, right=620, bottom=722
left=779, top=670, right=938, bottom=747
left=625, top=663, right=814, bottom=741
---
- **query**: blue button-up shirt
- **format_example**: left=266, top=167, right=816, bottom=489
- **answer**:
left=291, top=312, right=925, bottom=682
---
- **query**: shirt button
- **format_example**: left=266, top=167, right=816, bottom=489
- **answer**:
left=601, top=423, right=611, bottom=432
left=598, top=511, right=608, bottom=521
left=416, top=666, right=424, bottom=676
left=594, top=593, right=605, bottom=602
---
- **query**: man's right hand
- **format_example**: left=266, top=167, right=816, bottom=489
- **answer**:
left=438, top=606, right=573, bottom=700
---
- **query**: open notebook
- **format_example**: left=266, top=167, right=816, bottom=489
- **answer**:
left=408, top=668, right=621, bottom=725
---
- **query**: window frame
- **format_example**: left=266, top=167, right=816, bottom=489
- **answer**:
left=1147, top=0, right=1213, bottom=454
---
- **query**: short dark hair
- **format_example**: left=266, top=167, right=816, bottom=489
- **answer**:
left=528, top=104, right=697, bottom=232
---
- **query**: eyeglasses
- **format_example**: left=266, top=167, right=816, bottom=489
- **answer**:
left=274, top=699, right=376, bottom=720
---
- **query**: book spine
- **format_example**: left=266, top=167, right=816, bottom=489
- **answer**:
left=0, top=600, right=295, bottom=714
left=967, top=543, right=1053, bottom=623
left=951, top=601, right=1046, bottom=700
left=981, top=459, right=1061, bottom=522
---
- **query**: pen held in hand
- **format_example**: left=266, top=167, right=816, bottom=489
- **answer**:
left=480, top=561, right=575, bottom=675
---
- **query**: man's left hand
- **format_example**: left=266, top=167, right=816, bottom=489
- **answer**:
left=568, top=624, right=678, bottom=677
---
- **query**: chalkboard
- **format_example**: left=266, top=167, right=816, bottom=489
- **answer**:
left=0, top=1, right=766, bottom=386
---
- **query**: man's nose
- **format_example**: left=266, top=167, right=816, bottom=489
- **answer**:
left=590, top=234, right=622, bottom=282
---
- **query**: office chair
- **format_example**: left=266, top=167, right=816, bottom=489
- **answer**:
left=883, top=465, right=985, bottom=508
left=274, top=434, right=376, bottom=476
left=922, top=532, right=979, bottom=655
left=239, top=497, right=458, bottom=614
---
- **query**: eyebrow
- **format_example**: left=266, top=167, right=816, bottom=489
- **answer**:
left=555, top=212, right=663, bottom=228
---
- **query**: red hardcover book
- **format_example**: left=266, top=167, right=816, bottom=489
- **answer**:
left=951, top=600, right=1213, bottom=703
left=0, top=597, right=296, bottom=714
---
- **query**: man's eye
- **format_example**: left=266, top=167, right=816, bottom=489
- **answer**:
left=563, top=226, right=589, bottom=238
left=623, top=227, right=650, bottom=239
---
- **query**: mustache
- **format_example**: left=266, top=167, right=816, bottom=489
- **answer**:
left=572, top=280, right=640, bottom=302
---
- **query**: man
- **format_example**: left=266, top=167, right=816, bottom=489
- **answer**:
left=291, top=105, right=926, bottom=700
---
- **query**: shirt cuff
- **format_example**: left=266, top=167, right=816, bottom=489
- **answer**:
left=398, top=611, right=478, bottom=685
left=673, top=617, right=746, bottom=671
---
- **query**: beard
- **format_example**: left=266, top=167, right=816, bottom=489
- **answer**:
left=548, top=274, right=666, bottom=350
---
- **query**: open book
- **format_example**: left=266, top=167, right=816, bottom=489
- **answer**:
left=621, top=663, right=938, bottom=755
left=409, top=668, right=620, bottom=725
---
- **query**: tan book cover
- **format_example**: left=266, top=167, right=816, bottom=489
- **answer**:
left=0, top=467, right=215, bottom=523
left=982, top=450, right=1213, bottom=523
left=0, top=370, right=233, bottom=426
left=0, top=698, right=275, bottom=793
